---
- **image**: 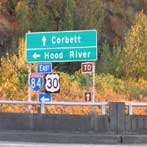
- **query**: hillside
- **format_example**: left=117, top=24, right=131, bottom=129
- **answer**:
left=0, top=0, right=147, bottom=114
left=0, top=0, right=147, bottom=55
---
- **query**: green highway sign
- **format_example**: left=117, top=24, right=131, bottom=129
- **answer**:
left=26, top=30, right=97, bottom=63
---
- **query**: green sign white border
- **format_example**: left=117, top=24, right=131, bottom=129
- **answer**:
left=25, top=29, right=97, bottom=63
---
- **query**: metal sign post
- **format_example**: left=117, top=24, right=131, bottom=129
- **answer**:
left=86, top=73, right=89, bottom=92
left=92, top=62, right=95, bottom=103
left=81, top=62, right=95, bottom=103
left=27, top=64, right=31, bottom=113
left=25, top=30, right=97, bottom=114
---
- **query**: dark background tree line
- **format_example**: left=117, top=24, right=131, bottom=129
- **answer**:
left=0, top=0, right=147, bottom=78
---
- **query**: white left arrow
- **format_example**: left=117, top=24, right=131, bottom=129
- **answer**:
left=42, top=36, right=46, bottom=46
left=41, top=96, right=49, bottom=102
left=33, top=53, right=40, bottom=59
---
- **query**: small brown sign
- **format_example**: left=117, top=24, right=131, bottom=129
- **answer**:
left=85, top=92, right=92, bottom=101
left=81, top=62, right=94, bottom=73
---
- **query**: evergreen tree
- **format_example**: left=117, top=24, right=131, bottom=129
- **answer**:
left=44, top=0, right=77, bottom=73
left=96, top=41, right=112, bottom=74
left=76, top=0, right=105, bottom=73
left=15, top=0, right=30, bottom=36
left=61, top=0, right=76, bottom=30
left=30, top=0, right=51, bottom=32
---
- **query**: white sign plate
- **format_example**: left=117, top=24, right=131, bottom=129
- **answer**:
left=44, top=73, right=60, bottom=93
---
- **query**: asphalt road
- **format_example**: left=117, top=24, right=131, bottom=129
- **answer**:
left=0, top=141, right=146, bottom=147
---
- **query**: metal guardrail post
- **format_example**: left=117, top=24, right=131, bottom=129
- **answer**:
left=125, top=102, right=147, bottom=115
left=128, top=104, right=133, bottom=115
left=102, top=105, right=106, bottom=115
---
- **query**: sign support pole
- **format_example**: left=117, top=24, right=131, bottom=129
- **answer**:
left=92, top=62, right=95, bottom=103
left=41, top=102, right=45, bottom=114
left=27, top=64, right=31, bottom=113
left=86, top=73, right=89, bottom=92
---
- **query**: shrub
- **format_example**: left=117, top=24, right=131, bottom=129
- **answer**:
left=122, top=11, right=147, bottom=79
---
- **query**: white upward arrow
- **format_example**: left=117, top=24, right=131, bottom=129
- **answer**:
left=86, top=93, right=90, bottom=99
left=86, top=93, right=91, bottom=101
left=33, top=53, right=40, bottom=59
left=42, top=36, right=46, bottom=46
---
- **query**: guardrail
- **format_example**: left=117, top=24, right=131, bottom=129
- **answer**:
left=126, top=102, right=147, bottom=115
left=0, top=100, right=108, bottom=114
left=0, top=100, right=146, bottom=115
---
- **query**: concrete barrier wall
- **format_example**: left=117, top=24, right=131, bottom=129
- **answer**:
left=33, top=114, right=91, bottom=132
left=0, top=112, right=109, bottom=133
left=0, top=102, right=146, bottom=134
left=125, top=115, right=147, bottom=134
left=0, top=113, right=33, bottom=130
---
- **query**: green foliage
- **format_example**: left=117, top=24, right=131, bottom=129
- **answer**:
left=61, top=0, right=76, bottom=30
left=95, top=73, right=125, bottom=94
left=97, top=41, right=112, bottom=74
left=30, top=0, right=51, bottom=32
left=124, top=78, right=147, bottom=100
left=1, top=0, right=147, bottom=78
left=55, top=62, right=81, bottom=74
left=69, top=70, right=94, bottom=89
left=122, top=11, right=147, bottom=79
left=15, top=1, right=30, bottom=36
left=95, top=73, right=147, bottom=99
left=77, top=0, right=105, bottom=49
left=56, top=0, right=104, bottom=74
left=1, top=0, right=147, bottom=111
left=96, top=41, right=122, bottom=78
left=0, top=38, right=27, bottom=100
left=72, top=70, right=87, bottom=87
left=126, top=85, right=147, bottom=100
left=7, top=0, right=17, bottom=15
left=0, top=55, right=19, bottom=100
left=78, top=0, right=104, bottom=31
left=16, top=68, right=28, bottom=89
left=111, top=45, right=122, bottom=77
left=53, top=0, right=77, bottom=72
